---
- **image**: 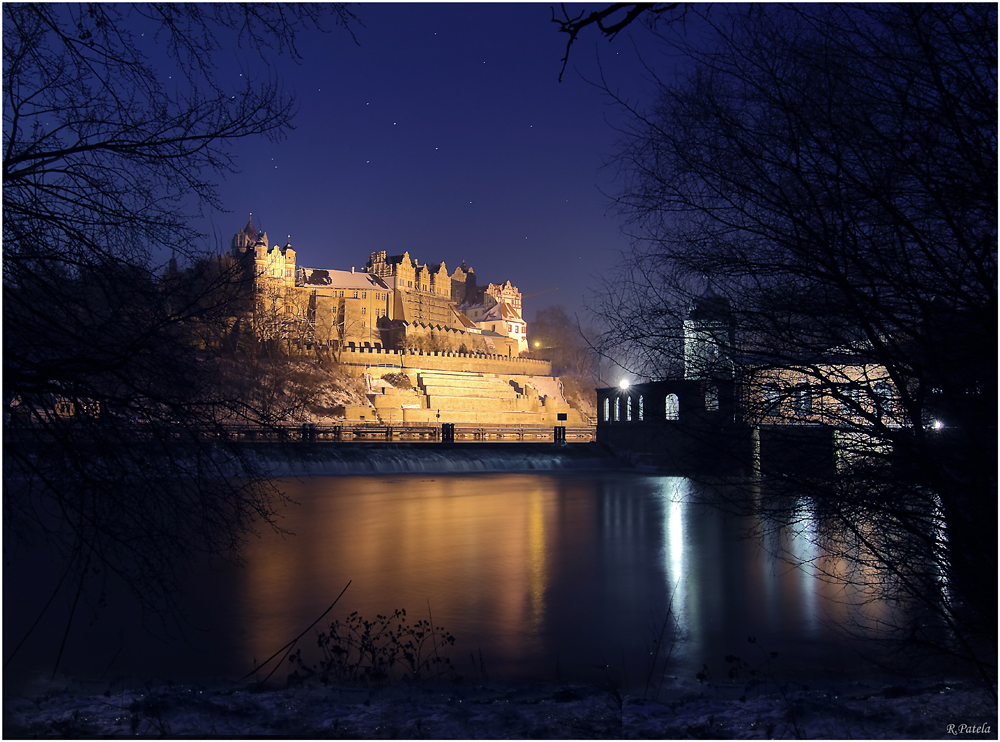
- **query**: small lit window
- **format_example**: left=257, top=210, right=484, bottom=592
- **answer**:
left=763, top=383, right=781, bottom=416
left=666, top=394, right=679, bottom=421
left=793, top=383, right=812, bottom=416
left=626, top=396, right=632, bottom=421
left=615, top=398, right=620, bottom=421
left=604, top=398, right=610, bottom=421
left=638, top=395, right=644, bottom=421
left=705, top=386, right=719, bottom=411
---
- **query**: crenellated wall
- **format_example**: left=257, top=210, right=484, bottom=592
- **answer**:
left=337, top=347, right=552, bottom=377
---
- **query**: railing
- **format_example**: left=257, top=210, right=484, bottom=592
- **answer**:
left=3, top=420, right=596, bottom=444
left=223, top=422, right=595, bottom=443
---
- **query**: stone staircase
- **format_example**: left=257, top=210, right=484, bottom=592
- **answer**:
left=367, top=369, right=586, bottom=425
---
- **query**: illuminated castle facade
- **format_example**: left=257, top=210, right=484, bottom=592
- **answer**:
left=229, top=217, right=528, bottom=356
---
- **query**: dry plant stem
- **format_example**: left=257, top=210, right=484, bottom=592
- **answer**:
left=238, top=579, right=352, bottom=688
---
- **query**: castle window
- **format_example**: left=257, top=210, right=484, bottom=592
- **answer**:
left=705, top=385, right=719, bottom=411
left=614, top=398, right=620, bottom=422
left=408, top=281, right=413, bottom=288
left=362, top=291, right=367, bottom=299
left=638, top=395, right=644, bottom=421
left=873, top=381, right=893, bottom=417
left=792, top=383, right=812, bottom=416
left=603, top=398, right=610, bottom=421
left=353, top=290, right=359, bottom=298
left=626, top=396, right=632, bottom=421
left=361, top=307, right=366, bottom=314
left=763, top=383, right=781, bottom=416
left=665, top=394, right=679, bottom=421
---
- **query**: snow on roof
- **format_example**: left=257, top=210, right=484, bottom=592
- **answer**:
left=481, top=302, right=523, bottom=323
left=457, top=285, right=487, bottom=309
left=300, top=268, right=389, bottom=291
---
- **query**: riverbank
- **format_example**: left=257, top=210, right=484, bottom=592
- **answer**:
left=4, top=675, right=995, bottom=738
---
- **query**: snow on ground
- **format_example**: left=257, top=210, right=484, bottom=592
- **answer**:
left=4, top=676, right=995, bottom=739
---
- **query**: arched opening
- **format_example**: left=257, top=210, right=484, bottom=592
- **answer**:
left=666, top=393, right=679, bottom=421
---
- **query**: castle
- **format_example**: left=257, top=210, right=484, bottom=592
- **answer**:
left=229, top=216, right=528, bottom=357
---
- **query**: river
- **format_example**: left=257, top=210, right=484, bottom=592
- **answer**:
left=4, top=470, right=902, bottom=695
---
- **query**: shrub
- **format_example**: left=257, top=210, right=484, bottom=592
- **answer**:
left=288, top=609, right=456, bottom=686
left=380, top=373, right=412, bottom=389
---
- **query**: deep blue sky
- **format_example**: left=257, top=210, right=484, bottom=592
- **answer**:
left=196, top=3, right=675, bottom=323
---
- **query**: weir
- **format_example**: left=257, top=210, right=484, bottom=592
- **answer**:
left=243, top=441, right=619, bottom=476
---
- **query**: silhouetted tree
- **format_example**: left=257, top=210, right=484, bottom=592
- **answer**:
left=588, top=4, right=996, bottom=683
left=2, top=2, right=356, bottom=667
left=530, top=305, right=598, bottom=379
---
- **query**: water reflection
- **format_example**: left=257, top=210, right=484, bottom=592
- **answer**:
left=5, top=472, right=906, bottom=690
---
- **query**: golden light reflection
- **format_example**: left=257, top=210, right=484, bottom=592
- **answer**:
left=237, top=475, right=560, bottom=671
left=527, top=488, right=547, bottom=631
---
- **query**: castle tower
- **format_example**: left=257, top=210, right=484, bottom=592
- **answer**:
left=684, top=286, right=735, bottom=380
left=281, top=237, right=296, bottom=288
left=231, top=213, right=259, bottom=256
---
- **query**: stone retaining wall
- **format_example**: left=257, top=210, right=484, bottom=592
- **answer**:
left=338, top=347, right=552, bottom=376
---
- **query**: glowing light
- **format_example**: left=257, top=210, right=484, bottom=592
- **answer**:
left=534, top=341, right=540, bottom=348
left=933, top=419, right=944, bottom=430
left=619, top=379, right=630, bottom=390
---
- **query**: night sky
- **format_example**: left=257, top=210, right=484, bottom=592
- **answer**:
left=192, top=3, right=672, bottom=323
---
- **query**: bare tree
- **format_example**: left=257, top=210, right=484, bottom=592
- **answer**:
left=589, top=4, right=996, bottom=682
left=551, top=2, right=689, bottom=81
left=530, top=305, right=598, bottom=379
left=2, top=3, right=356, bottom=667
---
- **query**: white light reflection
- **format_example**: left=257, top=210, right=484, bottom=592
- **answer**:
left=661, top=478, right=691, bottom=636
left=788, top=497, right=819, bottom=637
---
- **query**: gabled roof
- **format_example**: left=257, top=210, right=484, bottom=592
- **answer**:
left=481, top=302, right=523, bottom=322
left=451, top=307, right=478, bottom=329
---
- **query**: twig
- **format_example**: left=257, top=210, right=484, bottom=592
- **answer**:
left=238, top=579, right=351, bottom=687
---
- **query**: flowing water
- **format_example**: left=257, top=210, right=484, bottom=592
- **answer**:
left=4, top=470, right=903, bottom=694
